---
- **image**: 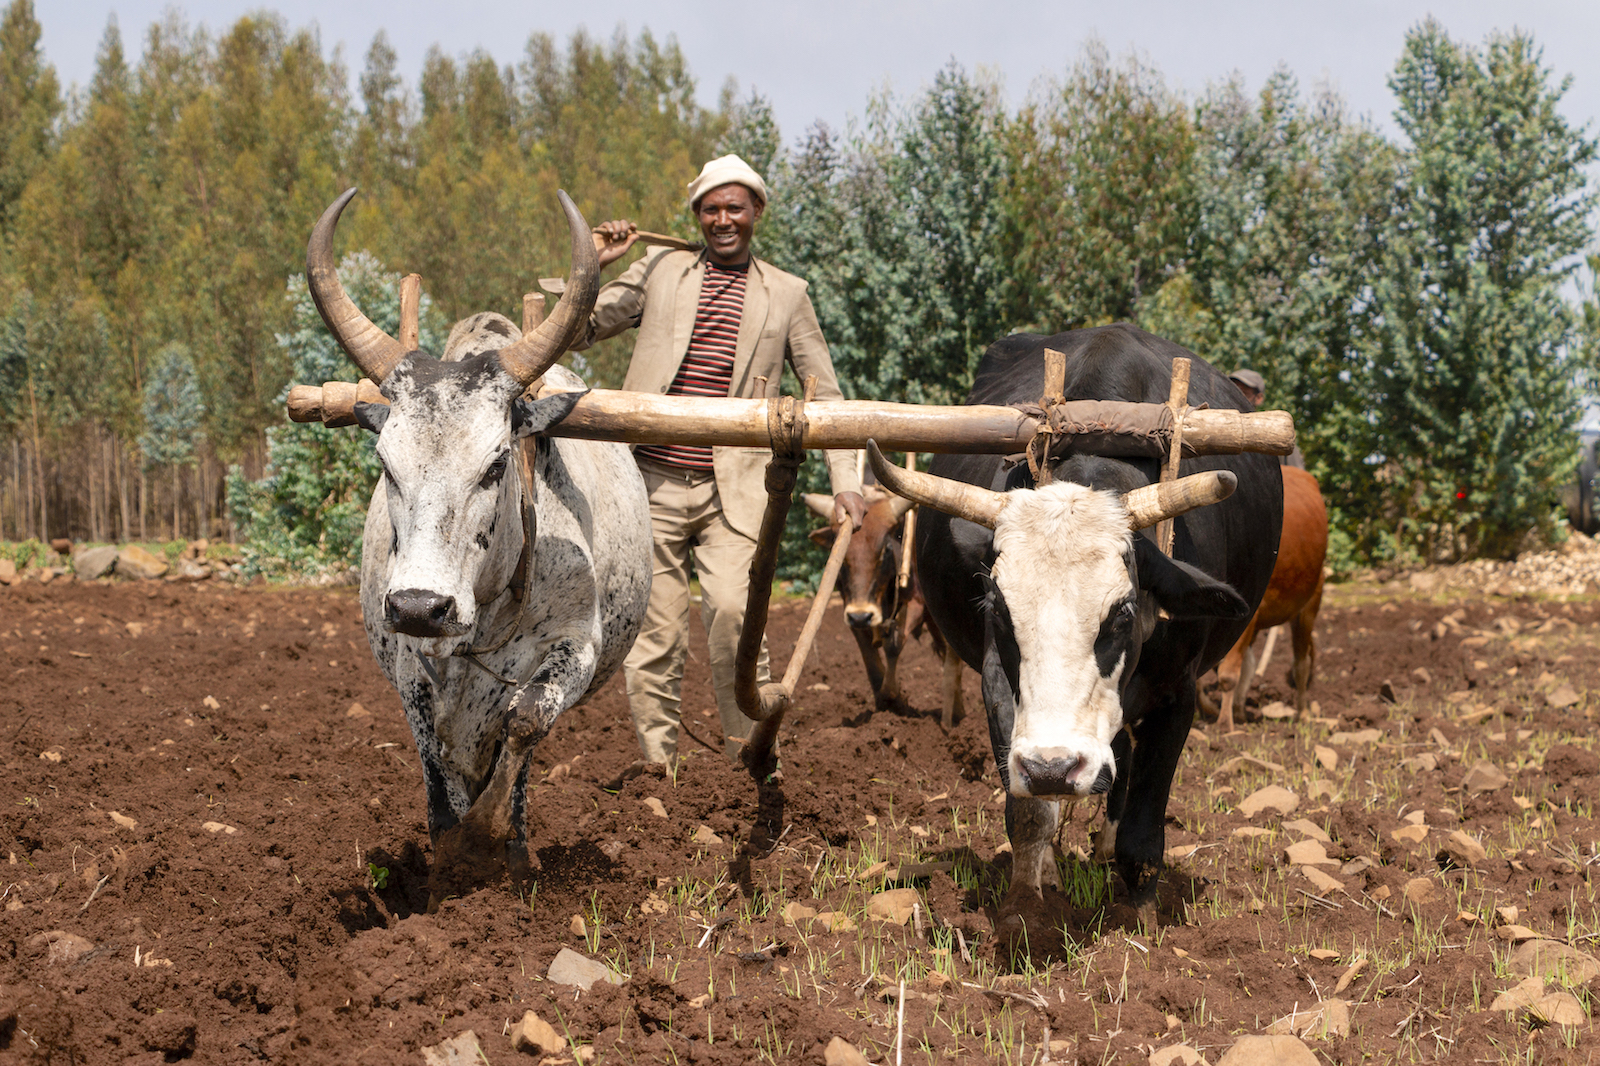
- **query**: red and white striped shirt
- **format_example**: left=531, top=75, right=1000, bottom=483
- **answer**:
left=636, top=261, right=748, bottom=471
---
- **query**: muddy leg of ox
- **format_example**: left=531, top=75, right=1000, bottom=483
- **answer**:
left=427, top=638, right=591, bottom=911
left=1108, top=673, right=1198, bottom=925
left=850, top=627, right=889, bottom=713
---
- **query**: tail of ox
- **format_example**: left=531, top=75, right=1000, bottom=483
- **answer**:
left=305, top=187, right=651, bottom=908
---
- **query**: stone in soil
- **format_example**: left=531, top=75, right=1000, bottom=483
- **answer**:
left=1438, top=829, right=1486, bottom=867
left=824, top=1036, right=871, bottom=1065
left=422, top=1030, right=484, bottom=1066
left=1237, top=785, right=1298, bottom=818
left=510, top=1011, right=565, bottom=1056
left=116, top=544, right=168, bottom=579
left=72, top=545, right=117, bottom=579
left=1216, top=1034, right=1319, bottom=1065
left=546, top=948, right=622, bottom=991
left=1149, top=1045, right=1209, bottom=1066
left=1531, top=992, right=1588, bottom=1027
left=1462, top=761, right=1509, bottom=794
left=866, top=887, right=920, bottom=924
left=1508, top=939, right=1600, bottom=983
left=1283, top=840, right=1336, bottom=866
left=1488, top=976, right=1545, bottom=1012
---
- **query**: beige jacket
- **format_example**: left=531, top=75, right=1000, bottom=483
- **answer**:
left=572, top=246, right=862, bottom=539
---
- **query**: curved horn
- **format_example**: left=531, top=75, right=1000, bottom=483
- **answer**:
left=307, top=188, right=409, bottom=383
left=498, top=190, right=601, bottom=386
left=887, top=495, right=915, bottom=522
left=801, top=493, right=835, bottom=520
left=867, top=440, right=1007, bottom=529
left=1121, top=470, right=1237, bottom=530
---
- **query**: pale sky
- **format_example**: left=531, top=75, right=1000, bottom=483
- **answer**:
left=37, top=1, right=1600, bottom=146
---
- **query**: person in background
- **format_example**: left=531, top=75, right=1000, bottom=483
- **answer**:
left=1230, top=367, right=1305, bottom=469
left=574, top=154, right=866, bottom=774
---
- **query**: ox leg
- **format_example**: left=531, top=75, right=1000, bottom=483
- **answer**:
left=1291, top=586, right=1322, bottom=718
left=851, top=627, right=889, bottom=711
left=941, top=646, right=965, bottom=730
left=1093, top=726, right=1134, bottom=864
left=1112, top=676, right=1197, bottom=922
left=1230, top=641, right=1258, bottom=731
left=880, top=621, right=905, bottom=709
left=401, top=674, right=463, bottom=844
left=428, top=637, right=594, bottom=910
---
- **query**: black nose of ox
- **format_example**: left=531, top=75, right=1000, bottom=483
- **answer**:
left=1016, top=754, right=1087, bottom=796
left=845, top=609, right=877, bottom=629
left=385, top=589, right=457, bottom=637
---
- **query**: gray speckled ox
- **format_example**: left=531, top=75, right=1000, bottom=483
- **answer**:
left=305, top=188, right=650, bottom=904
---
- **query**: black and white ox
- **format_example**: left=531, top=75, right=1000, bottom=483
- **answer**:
left=871, top=324, right=1282, bottom=933
left=306, top=188, right=651, bottom=900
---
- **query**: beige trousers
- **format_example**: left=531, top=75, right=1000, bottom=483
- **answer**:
left=624, top=457, right=770, bottom=763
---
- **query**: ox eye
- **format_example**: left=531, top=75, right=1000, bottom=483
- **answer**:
left=480, top=452, right=510, bottom=489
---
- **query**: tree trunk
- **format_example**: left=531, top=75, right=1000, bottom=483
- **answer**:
left=172, top=462, right=180, bottom=541
left=116, top=436, right=131, bottom=543
left=27, top=378, right=47, bottom=544
left=139, top=464, right=147, bottom=542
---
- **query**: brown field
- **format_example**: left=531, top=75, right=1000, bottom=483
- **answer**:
left=4, top=574, right=1600, bottom=1064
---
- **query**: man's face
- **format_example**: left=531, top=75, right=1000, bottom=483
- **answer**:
left=697, top=183, right=763, bottom=265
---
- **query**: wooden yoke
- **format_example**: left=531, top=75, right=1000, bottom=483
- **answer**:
left=1156, top=358, right=1192, bottom=556
left=734, top=376, right=856, bottom=782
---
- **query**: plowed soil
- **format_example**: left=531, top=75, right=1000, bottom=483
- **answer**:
left=4, top=575, right=1600, bottom=1064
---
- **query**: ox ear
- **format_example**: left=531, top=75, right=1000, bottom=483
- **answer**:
left=512, top=388, right=586, bottom=438
left=807, top=526, right=833, bottom=547
left=1132, top=537, right=1249, bottom=620
left=353, top=400, right=389, bottom=435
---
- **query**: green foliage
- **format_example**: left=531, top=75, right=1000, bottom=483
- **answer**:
left=139, top=344, right=204, bottom=469
left=227, top=253, right=445, bottom=578
left=1139, top=70, right=1400, bottom=571
left=1368, top=21, right=1597, bottom=559
left=0, top=0, right=59, bottom=226
left=1008, top=41, right=1196, bottom=328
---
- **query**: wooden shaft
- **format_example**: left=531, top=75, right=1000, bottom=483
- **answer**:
left=736, top=455, right=802, bottom=723
left=283, top=383, right=1298, bottom=456
left=897, top=452, right=917, bottom=590
left=1157, top=358, right=1192, bottom=555
left=780, top=525, right=853, bottom=695
left=522, top=292, right=546, bottom=333
left=1041, top=348, right=1066, bottom=408
left=592, top=227, right=703, bottom=253
left=399, top=274, right=421, bottom=351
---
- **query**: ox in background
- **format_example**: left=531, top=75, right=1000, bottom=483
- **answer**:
left=802, top=483, right=965, bottom=728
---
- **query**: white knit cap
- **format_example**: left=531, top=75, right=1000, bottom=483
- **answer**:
left=687, top=153, right=769, bottom=209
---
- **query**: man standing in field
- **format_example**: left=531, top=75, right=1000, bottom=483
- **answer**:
left=574, top=154, right=865, bottom=771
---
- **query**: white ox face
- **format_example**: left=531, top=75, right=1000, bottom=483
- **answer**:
left=360, top=353, right=583, bottom=658
left=981, top=480, right=1247, bottom=799
left=984, top=483, right=1143, bottom=798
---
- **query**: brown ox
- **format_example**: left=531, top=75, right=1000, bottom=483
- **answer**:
left=803, top=489, right=965, bottom=727
left=1213, top=465, right=1327, bottom=732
